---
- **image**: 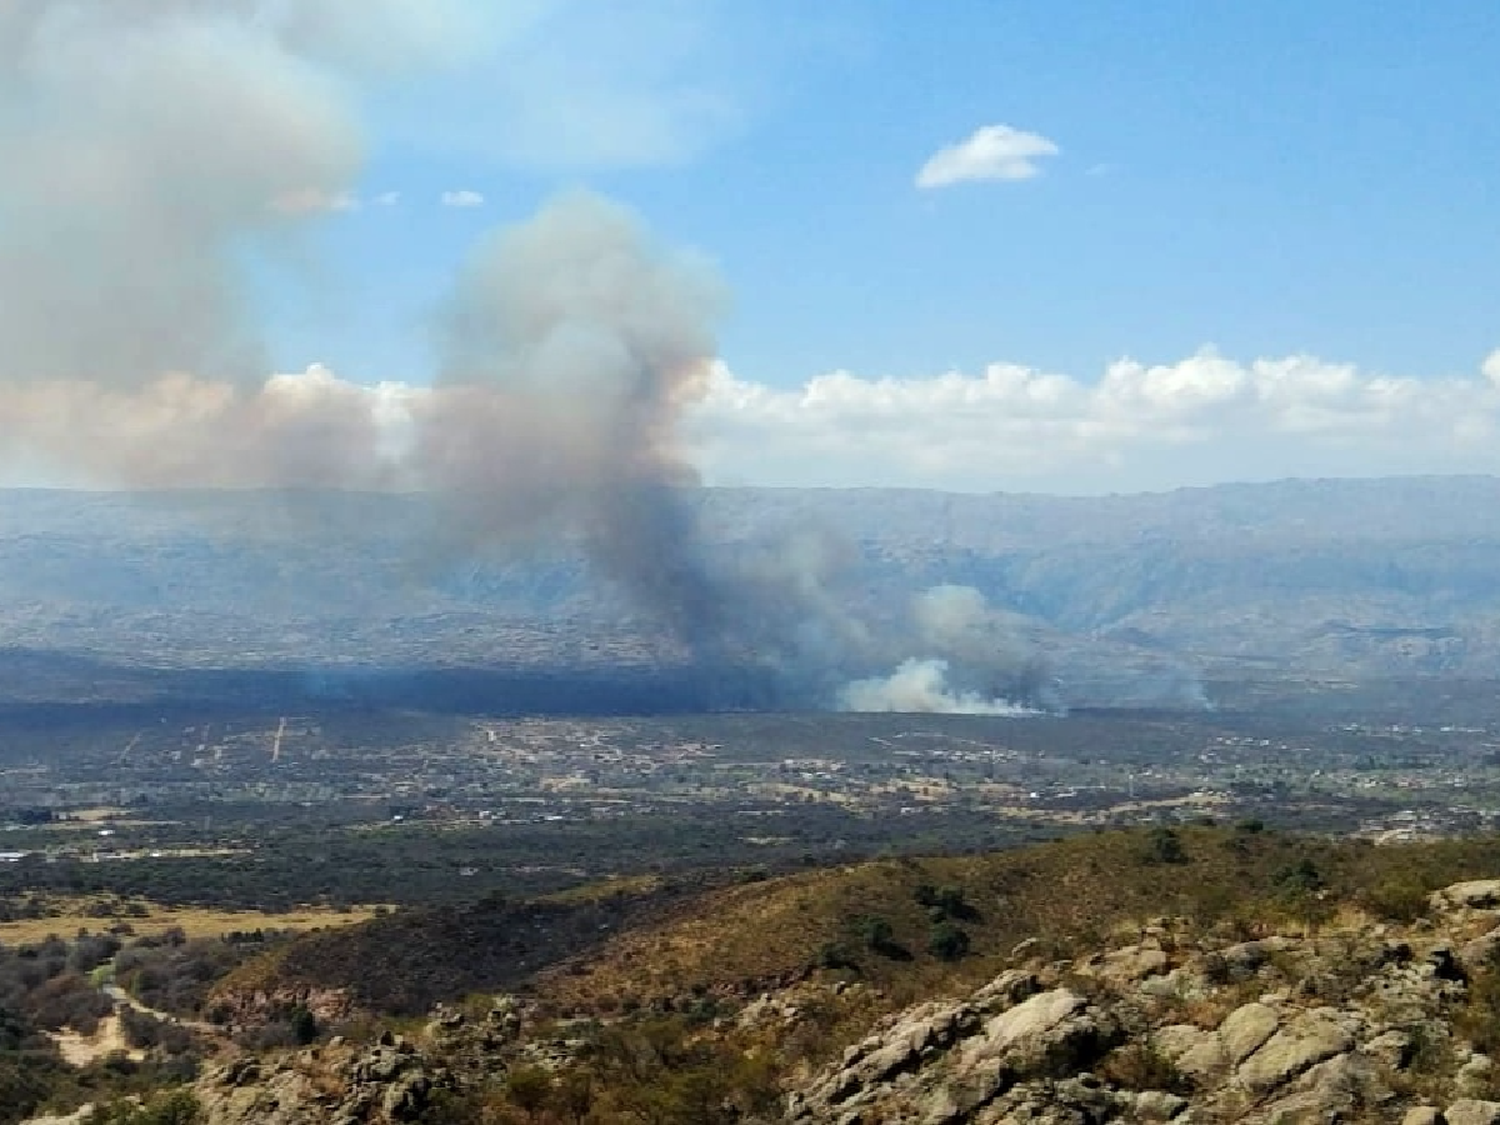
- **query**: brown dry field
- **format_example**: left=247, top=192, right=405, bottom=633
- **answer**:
left=0, top=899, right=389, bottom=945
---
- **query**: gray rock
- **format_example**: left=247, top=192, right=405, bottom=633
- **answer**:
left=1132, top=1089, right=1189, bottom=1120
left=1447, top=1099, right=1500, bottom=1125
left=1217, top=937, right=1295, bottom=981
left=1177, top=1037, right=1229, bottom=1085
left=1458, top=1054, right=1497, bottom=1098
left=793, top=986, right=1120, bottom=1123
left=1219, top=1002, right=1280, bottom=1065
left=1236, top=1010, right=1353, bottom=1094
left=1365, top=1029, right=1415, bottom=1070
left=1154, top=1024, right=1212, bottom=1060
left=1433, top=881, right=1500, bottom=913
left=1402, top=1108, right=1443, bottom=1125
left=1254, top=1050, right=1391, bottom=1123
left=1098, top=944, right=1170, bottom=985
left=1461, top=926, right=1500, bottom=971
left=956, top=989, right=1090, bottom=1071
left=971, top=970, right=1043, bottom=1011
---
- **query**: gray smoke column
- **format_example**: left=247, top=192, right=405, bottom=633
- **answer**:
left=415, top=191, right=736, bottom=645
left=0, top=4, right=1065, bottom=705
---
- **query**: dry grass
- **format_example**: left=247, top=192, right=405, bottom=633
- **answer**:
left=0, top=898, right=391, bottom=945
left=531, top=827, right=1500, bottom=1014
left=539, top=874, right=667, bottom=905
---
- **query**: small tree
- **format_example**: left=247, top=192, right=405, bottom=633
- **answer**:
left=1142, top=827, right=1187, bottom=865
left=503, top=1064, right=555, bottom=1121
left=928, top=922, right=971, bottom=962
left=288, top=1004, right=318, bottom=1046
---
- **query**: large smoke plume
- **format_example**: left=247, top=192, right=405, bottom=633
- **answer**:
left=418, top=192, right=738, bottom=648
left=0, top=3, right=1071, bottom=714
left=0, top=1, right=413, bottom=487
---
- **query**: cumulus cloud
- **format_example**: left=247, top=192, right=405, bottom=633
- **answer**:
left=24, top=349, right=1500, bottom=499
left=687, top=350, right=1500, bottom=494
left=916, top=123, right=1060, bottom=188
left=441, top=189, right=485, bottom=207
left=1484, top=349, right=1500, bottom=388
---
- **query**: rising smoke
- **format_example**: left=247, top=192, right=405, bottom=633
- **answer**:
left=418, top=190, right=739, bottom=647
left=839, top=659, right=1034, bottom=715
left=0, top=2, right=1068, bottom=714
left=837, top=585, right=1056, bottom=714
left=0, top=1, right=405, bottom=487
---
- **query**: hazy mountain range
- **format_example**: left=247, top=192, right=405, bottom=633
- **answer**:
left=0, top=476, right=1496, bottom=706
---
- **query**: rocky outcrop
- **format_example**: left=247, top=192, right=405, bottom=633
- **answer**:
left=788, top=877, right=1500, bottom=1124
left=206, top=983, right=355, bottom=1033
left=66, top=875, right=1500, bottom=1125
left=193, top=1035, right=446, bottom=1125
left=787, top=977, right=1123, bottom=1123
left=1431, top=881, right=1500, bottom=914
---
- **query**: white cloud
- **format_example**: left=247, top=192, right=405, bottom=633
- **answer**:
left=686, top=351, right=1500, bottom=494
left=372, top=190, right=401, bottom=206
left=1484, top=349, right=1500, bottom=388
left=18, top=352, right=1500, bottom=496
left=440, top=189, right=485, bottom=207
left=916, top=123, right=1060, bottom=188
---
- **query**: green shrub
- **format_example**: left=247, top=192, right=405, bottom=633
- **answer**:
left=928, top=922, right=971, bottom=962
left=86, top=1089, right=200, bottom=1125
left=1142, top=828, right=1188, bottom=865
left=1360, top=877, right=1431, bottom=924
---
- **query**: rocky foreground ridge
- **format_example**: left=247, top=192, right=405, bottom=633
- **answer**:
left=789, top=879, right=1500, bottom=1124
left=53, top=877, right=1500, bottom=1124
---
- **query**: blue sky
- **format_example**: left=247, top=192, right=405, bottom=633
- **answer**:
left=4, top=1, right=1500, bottom=494
left=278, top=0, right=1500, bottom=390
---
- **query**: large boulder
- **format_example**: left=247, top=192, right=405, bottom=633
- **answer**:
left=1432, top=881, right=1500, bottom=914
left=1235, top=1010, right=1354, bottom=1095
left=194, top=1040, right=443, bottom=1125
left=1447, top=1100, right=1500, bottom=1125
left=789, top=985, right=1121, bottom=1123
left=1219, top=1002, right=1280, bottom=1065
left=1249, top=1050, right=1391, bottom=1124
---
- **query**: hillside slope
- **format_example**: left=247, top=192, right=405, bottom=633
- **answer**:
left=63, top=829, right=1500, bottom=1124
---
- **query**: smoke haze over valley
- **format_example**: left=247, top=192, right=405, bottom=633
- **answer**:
left=0, top=4, right=1497, bottom=717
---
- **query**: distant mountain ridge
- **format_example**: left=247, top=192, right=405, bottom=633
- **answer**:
left=0, top=477, right=1498, bottom=695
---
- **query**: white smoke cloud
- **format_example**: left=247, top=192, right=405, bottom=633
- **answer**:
left=688, top=351, right=1500, bottom=494
left=838, top=658, right=1033, bottom=715
left=0, top=2, right=371, bottom=386
left=0, top=366, right=411, bottom=490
